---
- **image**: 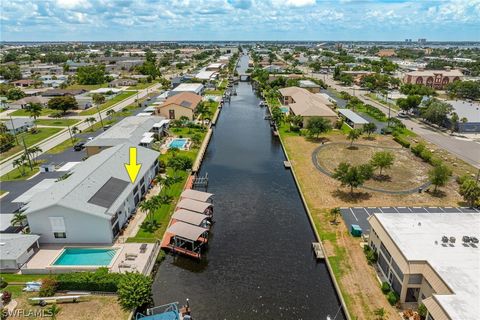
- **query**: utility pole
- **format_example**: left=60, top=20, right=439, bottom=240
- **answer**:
left=9, top=115, right=19, bottom=145
left=21, top=136, right=33, bottom=170
left=96, top=104, right=105, bottom=130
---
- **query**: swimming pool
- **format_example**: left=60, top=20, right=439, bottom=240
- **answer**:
left=168, top=138, right=188, bottom=149
left=280, top=107, right=289, bottom=113
left=52, top=248, right=118, bottom=266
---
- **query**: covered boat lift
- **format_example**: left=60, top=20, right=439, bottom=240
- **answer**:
left=172, top=209, right=211, bottom=229
left=180, top=189, right=214, bottom=203
left=163, top=221, right=209, bottom=259
left=176, top=198, right=213, bottom=217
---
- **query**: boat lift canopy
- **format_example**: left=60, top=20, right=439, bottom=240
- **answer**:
left=172, top=209, right=210, bottom=226
left=176, top=198, right=212, bottom=214
left=181, top=189, right=214, bottom=203
left=167, top=221, right=208, bottom=242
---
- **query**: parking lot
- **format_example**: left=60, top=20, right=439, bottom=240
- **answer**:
left=340, top=206, right=480, bottom=234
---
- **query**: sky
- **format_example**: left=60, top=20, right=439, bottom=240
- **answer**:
left=1, top=0, right=479, bottom=42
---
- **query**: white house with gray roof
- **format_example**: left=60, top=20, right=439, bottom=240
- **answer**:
left=24, top=144, right=160, bottom=244
left=0, top=234, right=40, bottom=270
left=84, top=116, right=167, bottom=156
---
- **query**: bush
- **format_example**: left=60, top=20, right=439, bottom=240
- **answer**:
left=117, top=272, right=153, bottom=310
left=387, top=291, right=399, bottom=306
left=393, top=134, right=411, bottom=148
left=56, top=268, right=122, bottom=292
left=1, top=291, right=11, bottom=304
left=381, top=282, right=391, bottom=294
left=411, top=142, right=426, bottom=157
left=417, top=303, right=427, bottom=319
left=0, top=278, right=7, bottom=289
left=39, top=278, right=58, bottom=297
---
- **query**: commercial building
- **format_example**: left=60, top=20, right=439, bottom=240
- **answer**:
left=368, top=212, right=480, bottom=320
left=337, top=109, right=369, bottom=129
left=403, top=69, right=463, bottom=89
left=24, top=144, right=160, bottom=244
left=85, top=116, right=168, bottom=156
left=155, top=92, right=202, bottom=120
left=279, top=86, right=337, bottom=125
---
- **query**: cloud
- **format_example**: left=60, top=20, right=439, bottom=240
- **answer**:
left=1, top=0, right=478, bottom=41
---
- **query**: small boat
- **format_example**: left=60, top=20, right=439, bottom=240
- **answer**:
left=136, top=301, right=192, bottom=320
left=258, top=101, right=266, bottom=107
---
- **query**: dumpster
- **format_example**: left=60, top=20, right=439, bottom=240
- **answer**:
left=351, top=224, right=362, bottom=237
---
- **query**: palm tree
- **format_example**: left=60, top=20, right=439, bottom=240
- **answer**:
left=106, top=109, right=116, bottom=119
left=10, top=212, right=27, bottom=227
left=195, top=102, right=212, bottom=127
left=71, top=126, right=80, bottom=135
left=13, top=157, right=26, bottom=176
left=25, top=103, right=43, bottom=130
left=27, top=146, right=42, bottom=164
left=86, top=117, right=96, bottom=127
left=329, top=207, right=341, bottom=223
left=139, top=199, right=157, bottom=224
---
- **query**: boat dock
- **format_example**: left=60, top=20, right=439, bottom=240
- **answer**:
left=312, top=242, right=325, bottom=259
left=283, top=161, right=291, bottom=168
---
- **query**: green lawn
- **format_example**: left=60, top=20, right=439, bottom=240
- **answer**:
left=0, top=273, right=47, bottom=283
left=79, top=91, right=137, bottom=116
left=127, top=82, right=155, bottom=90
left=0, top=127, right=63, bottom=161
left=10, top=108, right=56, bottom=117
left=35, top=118, right=80, bottom=127
left=0, top=162, right=42, bottom=182
left=366, top=93, right=399, bottom=111
left=205, top=89, right=223, bottom=95
left=47, top=137, right=79, bottom=154
left=128, top=126, right=207, bottom=242
left=66, top=83, right=108, bottom=90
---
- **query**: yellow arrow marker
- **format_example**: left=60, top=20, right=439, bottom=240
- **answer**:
left=124, top=147, right=142, bottom=183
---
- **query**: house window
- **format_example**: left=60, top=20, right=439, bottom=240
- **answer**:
left=54, top=232, right=66, bottom=238
left=408, top=274, right=423, bottom=285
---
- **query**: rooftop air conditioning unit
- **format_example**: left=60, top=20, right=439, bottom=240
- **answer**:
left=449, top=236, right=456, bottom=244
left=471, top=237, right=479, bottom=244
left=462, top=236, right=471, bottom=243
left=441, top=236, right=449, bottom=244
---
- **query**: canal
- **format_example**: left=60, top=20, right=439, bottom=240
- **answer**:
left=152, top=54, right=345, bottom=320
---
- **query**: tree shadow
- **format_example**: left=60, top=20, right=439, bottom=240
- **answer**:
left=373, top=174, right=392, bottom=182
left=141, top=220, right=160, bottom=232
left=346, top=145, right=358, bottom=150
left=332, top=189, right=372, bottom=203
left=305, top=136, right=331, bottom=144
left=362, top=136, right=376, bottom=141
left=426, top=189, right=446, bottom=198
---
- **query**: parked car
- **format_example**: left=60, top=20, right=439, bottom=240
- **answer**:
left=73, top=142, right=85, bottom=151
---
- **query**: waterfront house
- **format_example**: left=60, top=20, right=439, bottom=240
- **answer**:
left=155, top=92, right=202, bottom=120
left=299, top=80, right=321, bottom=93
left=24, top=144, right=160, bottom=244
left=8, top=96, right=49, bottom=109
left=85, top=116, right=168, bottom=156
left=169, top=83, right=204, bottom=97
left=279, top=86, right=337, bottom=126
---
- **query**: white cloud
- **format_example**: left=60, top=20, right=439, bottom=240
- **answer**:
left=284, top=0, right=316, bottom=7
left=56, top=0, right=91, bottom=9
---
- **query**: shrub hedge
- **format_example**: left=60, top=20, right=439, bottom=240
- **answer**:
left=56, top=268, right=123, bottom=292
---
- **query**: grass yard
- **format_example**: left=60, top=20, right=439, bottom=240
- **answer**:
left=8, top=291, right=129, bottom=320
left=366, top=93, right=399, bottom=111
left=79, top=91, right=137, bottom=116
left=315, top=143, right=430, bottom=191
left=0, top=127, right=63, bottom=161
left=0, top=273, right=46, bottom=283
left=47, top=137, right=80, bottom=154
left=35, top=118, right=80, bottom=127
left=10, top=108, right=56, bottom=117
left=205, top=89, right=223, bottom=95
left=280, top=130, right=462, bottom=207
left=66, top=83, right=108, bottom=90
left=0, top=162, right=42, bottom=182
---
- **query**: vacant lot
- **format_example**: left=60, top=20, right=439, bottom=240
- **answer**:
left=8, top=292, right=129, bottom=320
left=35, top=118, right=80, bottom=127
left=315, top=142, right=430, bottom=192
left=282, top=131, right=462, bottom=208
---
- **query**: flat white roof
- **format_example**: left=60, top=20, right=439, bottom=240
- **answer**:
left=89, top=88, right=122, bottom=94
left=136, top=112, right=152, bottom=117
left=153, top=119, right=170, bottom=128
left=140, top=136, right=154, bottom=144
left=373, top=212, right=480, bottom=320
left=171, top=83, right=204, bottom=93
left=337, top=108, right=369, bottom=124
left=12, top=179, right=57, bottom=204
left=57, top=162, right=81, bottom=172
left=195, top=70, right=217, bottom=80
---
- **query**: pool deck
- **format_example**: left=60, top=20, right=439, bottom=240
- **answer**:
left=21, top=242, right=157, bottom=275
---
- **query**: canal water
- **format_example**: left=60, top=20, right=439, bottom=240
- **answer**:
left=152, top=54, right=345, bottom=320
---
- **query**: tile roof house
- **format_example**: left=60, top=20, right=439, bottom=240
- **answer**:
left=279, top=87, right=337, bottom=125
left=155, top=92, right=202, bottom=120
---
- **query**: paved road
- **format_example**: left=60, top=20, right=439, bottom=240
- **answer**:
left=0, top=83, right=161, bottom=174
left=315, top=74, right=480, bottom=169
